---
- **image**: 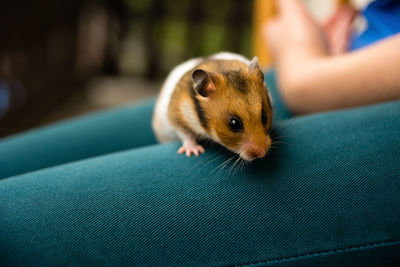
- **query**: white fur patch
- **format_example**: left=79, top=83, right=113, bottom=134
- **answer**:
left=154, top=58, right=202, bottom=142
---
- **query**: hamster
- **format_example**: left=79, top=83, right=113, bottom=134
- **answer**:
left=152, top=52, right=273, bottom=161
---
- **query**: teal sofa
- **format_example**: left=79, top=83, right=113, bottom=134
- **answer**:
left=0, top=73, right=399, bottom=266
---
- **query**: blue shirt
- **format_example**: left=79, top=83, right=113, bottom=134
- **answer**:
left=350, top=0, right=400, bottom=50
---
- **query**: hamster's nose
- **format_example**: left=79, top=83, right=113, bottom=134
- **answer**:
left=249, top=149, right=266, bottom=159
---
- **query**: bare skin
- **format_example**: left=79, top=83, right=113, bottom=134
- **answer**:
left=323, top=4, right=357, bottom=55
left=263, top=0, right=400, bottom=115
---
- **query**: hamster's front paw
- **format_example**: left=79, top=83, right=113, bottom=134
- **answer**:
left=177, top=138, right=205, bottom=157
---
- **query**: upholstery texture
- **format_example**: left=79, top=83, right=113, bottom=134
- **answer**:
left=0, top=99, right=157, bottom=180
left=1, top=96, right=399, bottom=265
left=0, top=71, right=289, bottom=180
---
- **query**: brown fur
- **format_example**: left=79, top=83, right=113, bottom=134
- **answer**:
left=168, top=59, right=273, bottom=155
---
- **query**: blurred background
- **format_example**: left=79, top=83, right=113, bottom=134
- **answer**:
left=0, top=0, right=254, bottom=137
left=0, top=0, right=369, bottom=138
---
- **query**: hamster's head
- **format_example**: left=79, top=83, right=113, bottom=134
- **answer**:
left=192, top=57, right=273, bottom=161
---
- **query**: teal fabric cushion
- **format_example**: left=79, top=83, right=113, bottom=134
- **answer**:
left=0, top=70, right=288, bottom=180
left=0, top=99, right=157, bottom=180
left=1, top=99, right=399, bottom=266
left=265, top=69, right=292, bottom=120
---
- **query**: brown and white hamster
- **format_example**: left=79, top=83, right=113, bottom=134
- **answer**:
left=152, top=52, right=273, bottom=161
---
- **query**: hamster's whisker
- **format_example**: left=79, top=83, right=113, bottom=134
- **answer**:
left=274, top=133, right=293, bottom=142
left=227, top=156, right=241, bottom=177
left=240, top=158, right=248, bottom=172
left=202, top=154, right=225, bottom=168
left=213, top=155, right=236, bottom=175
left=272, top=140, right=286, bottom=144
left=236, top=162, right=243, bottom=175
left=271, top=141, right=286, bottom=147
left=192, top=153, right=225, bottom=177
left=220, top=156, right=236, bottom=170
left=235, top=157, right=245, bottom=175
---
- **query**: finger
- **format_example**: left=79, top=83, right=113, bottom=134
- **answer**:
left=198, top=146, right=205, bottom=154
left=276, top=0, right=308, bottom=18
left=262, top=19, right=283, bottom=59
left=276, top=0, right=316, bottom=31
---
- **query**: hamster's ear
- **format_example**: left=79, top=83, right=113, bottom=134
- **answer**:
left=248, top=56, right=264, bottom=81
left=192, top=69, right=216, bottom=97
left=248, top=56, right=260, bottom=71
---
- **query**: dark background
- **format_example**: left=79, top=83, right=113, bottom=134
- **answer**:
left=0, top=0, right=253, bottom=138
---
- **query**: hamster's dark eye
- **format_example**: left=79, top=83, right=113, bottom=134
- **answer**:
left=228, top=116, right=243, bottom=132
left=261, top=109, right=268, bottom=124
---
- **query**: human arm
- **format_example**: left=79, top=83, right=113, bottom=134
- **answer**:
left=264, top=0, right=400, bottom=115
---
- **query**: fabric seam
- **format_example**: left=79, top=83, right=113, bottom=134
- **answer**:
left=235, top=240, right=400, bottom=266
